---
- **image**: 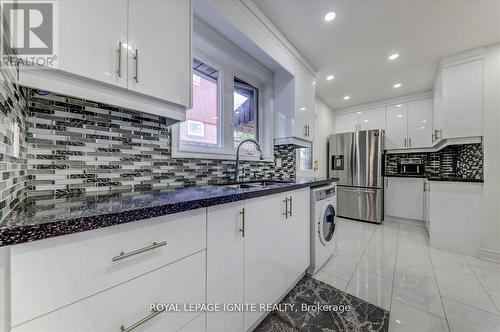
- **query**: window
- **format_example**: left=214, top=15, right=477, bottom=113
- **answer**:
left=233, top=77, right=258, bottom=152
left=172, top=21, right=274, bottom=161
left=179, top=59, right=219, bottom=148
left=299, top=147, right=313, bottom=171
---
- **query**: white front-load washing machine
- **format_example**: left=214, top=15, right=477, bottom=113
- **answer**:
left=307, top=183, right=337, bottom=275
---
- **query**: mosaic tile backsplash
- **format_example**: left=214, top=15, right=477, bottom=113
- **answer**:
left=26, top=88, right=296, bottom=198
left=384, top=144, right=483, bottom=180
left=0, top=68, right=29, bottom=222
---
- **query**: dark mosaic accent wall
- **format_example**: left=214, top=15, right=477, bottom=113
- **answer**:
left=384, top=144, right=483, bottom=180
left=26, top=89, right=296, bottom=197
left=0, top=68, right=29, bottom=222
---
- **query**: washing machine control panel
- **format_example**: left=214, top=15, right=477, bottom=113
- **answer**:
left=314, top=185, right=336, bottom=201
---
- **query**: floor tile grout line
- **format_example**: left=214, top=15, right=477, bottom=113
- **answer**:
left=427, top=242, right=451, bottom=332
left=345, top=224, right=377, bottom=296
left=388, top=221, right=400, bottom=313
left=463, top=258, right=500, bottom=315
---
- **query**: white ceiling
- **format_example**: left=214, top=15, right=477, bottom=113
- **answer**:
left=253, top=0, right=500, bottom=110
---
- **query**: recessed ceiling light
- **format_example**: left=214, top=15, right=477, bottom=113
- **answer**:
left=388, top=53, right=399, bottom=60
left=326, top=75, right=335, bottom=81
left=343, top=96, right=350, bottom=100
left=393, top=83, right=402, bottom=88
left=312, top=80, right=316, bottom=86
left=324, top=12, right=336, bottom=22
left=357, top=111, right=362, bottom=115
left=396, top=104, right=402, bottom=107
left=397, top=114, right=403, bottom=118
left=364, top=119, right=369, bottom=123
left=300, top=107, right=306, bottom=111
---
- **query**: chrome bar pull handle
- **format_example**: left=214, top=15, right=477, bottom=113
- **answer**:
left=133, top=49, right=139, bottom=83
left=409, top=138, right=412, bottom=147
left=239, top=208, right=245, bottom=237
left=112, top=241, right=167, bottom=262
left=117, top=41, right=122, bottom=78
left=121, top=309, right=163, bottom=332
left=283, top=198, right=288, bottom=219
left=288, top=196, right=293, bottom=217
left=404, top=138, right=407, bottom=147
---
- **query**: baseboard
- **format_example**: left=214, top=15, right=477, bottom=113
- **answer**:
left=479, top=248, right=500, bottom=263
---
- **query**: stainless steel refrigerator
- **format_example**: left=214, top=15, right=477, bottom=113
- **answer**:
left=329, top=129, right=384, bottom=224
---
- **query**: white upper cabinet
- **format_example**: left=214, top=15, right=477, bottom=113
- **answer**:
left=385, top=104, right=408, bottom=149
left=358, top=107, right=386, bottom=131
left=20, top=0, right=192, bottom=120
left=128, top=0, right=191, bottom=106
left=407, top=98, right=433, bottom=148
left=274, top=63, right=315, bottom=145
left=334, top=107, right=385, bottom=133
left=58, top=1, right=128, bottom=88
left=437, top=59, right=483, bottom=140
left=334, top=112, right=359, bottom=133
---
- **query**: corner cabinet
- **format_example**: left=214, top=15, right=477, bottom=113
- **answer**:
left=20, top=0, right=192, bottom=120
left=433, top=57, right=483, bottom=143
left=274, top=63, right=315, bottom=146
left=206, top=188, right=311, bottom=332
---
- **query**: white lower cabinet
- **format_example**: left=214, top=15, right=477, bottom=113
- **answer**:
left=206, top=188, right=311, bottom=332
left=244, top=194, right=287, bottom=330
left=12, top=251, right=206, bottom=332
left=284, top=189, right=311, bottom=287
left=385, top=177, right=424, bottom=221
left=207, top=202, right=245, bottom=332
left=10, top=209, right=206, bottom=327
left=428, top=182, right=483, bottom=256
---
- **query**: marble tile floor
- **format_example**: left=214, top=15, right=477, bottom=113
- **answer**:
left=254, top=275, right=390, bottom=332
left=312, top=217, right=500, bottom=332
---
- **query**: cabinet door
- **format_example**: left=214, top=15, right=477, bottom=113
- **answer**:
left=441, top=60, right=483, bottom=139
left=424, top=182, right=430, bottom=235
left=293, top=66, right=308, bottom=140
left=128, top=0, right=191, bottom=106
left=58, top=0, right=127, bottom=88
left=334, top=113, right=359, bottom=133
left=285, top=189, right=310, bottom=286
left=358, top=107, right=386, bottom=130
left=433, top=76, right=443, bottom=144
left=407, top=98, right=433, bottom=148
left=244, top=195, right=286, bottom=330
left=385, top=104, right=408, bottom=149
left=207, top=202, right=244, bottom=332
left=385, top=177, right=424, bottom=221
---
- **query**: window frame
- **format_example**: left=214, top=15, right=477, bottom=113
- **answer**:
left=171, top=23, right=274, bottom=162
left=177, top=55, right=223, bottom=153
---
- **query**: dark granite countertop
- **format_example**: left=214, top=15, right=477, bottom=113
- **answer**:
left=0, top=177, right=334, bottom=247
left=384, top=174, right=483, bottom=183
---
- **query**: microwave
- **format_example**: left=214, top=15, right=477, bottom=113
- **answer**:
left=397, top=158, right=424, bottom=175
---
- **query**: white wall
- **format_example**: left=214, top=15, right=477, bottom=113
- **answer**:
left=313, top=99, right=336, bottom=178
left=481, top=43, right=500, bottom=262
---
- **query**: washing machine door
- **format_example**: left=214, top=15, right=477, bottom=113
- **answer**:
left=318, top=201, right=336, bottom=246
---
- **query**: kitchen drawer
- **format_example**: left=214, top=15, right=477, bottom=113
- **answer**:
left=11, top=208, right=206, bottom=326
left=12, top=251, right=206, bottom=331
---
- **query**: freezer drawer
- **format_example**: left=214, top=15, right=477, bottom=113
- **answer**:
left=337, top=186, right=382, bottom=223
